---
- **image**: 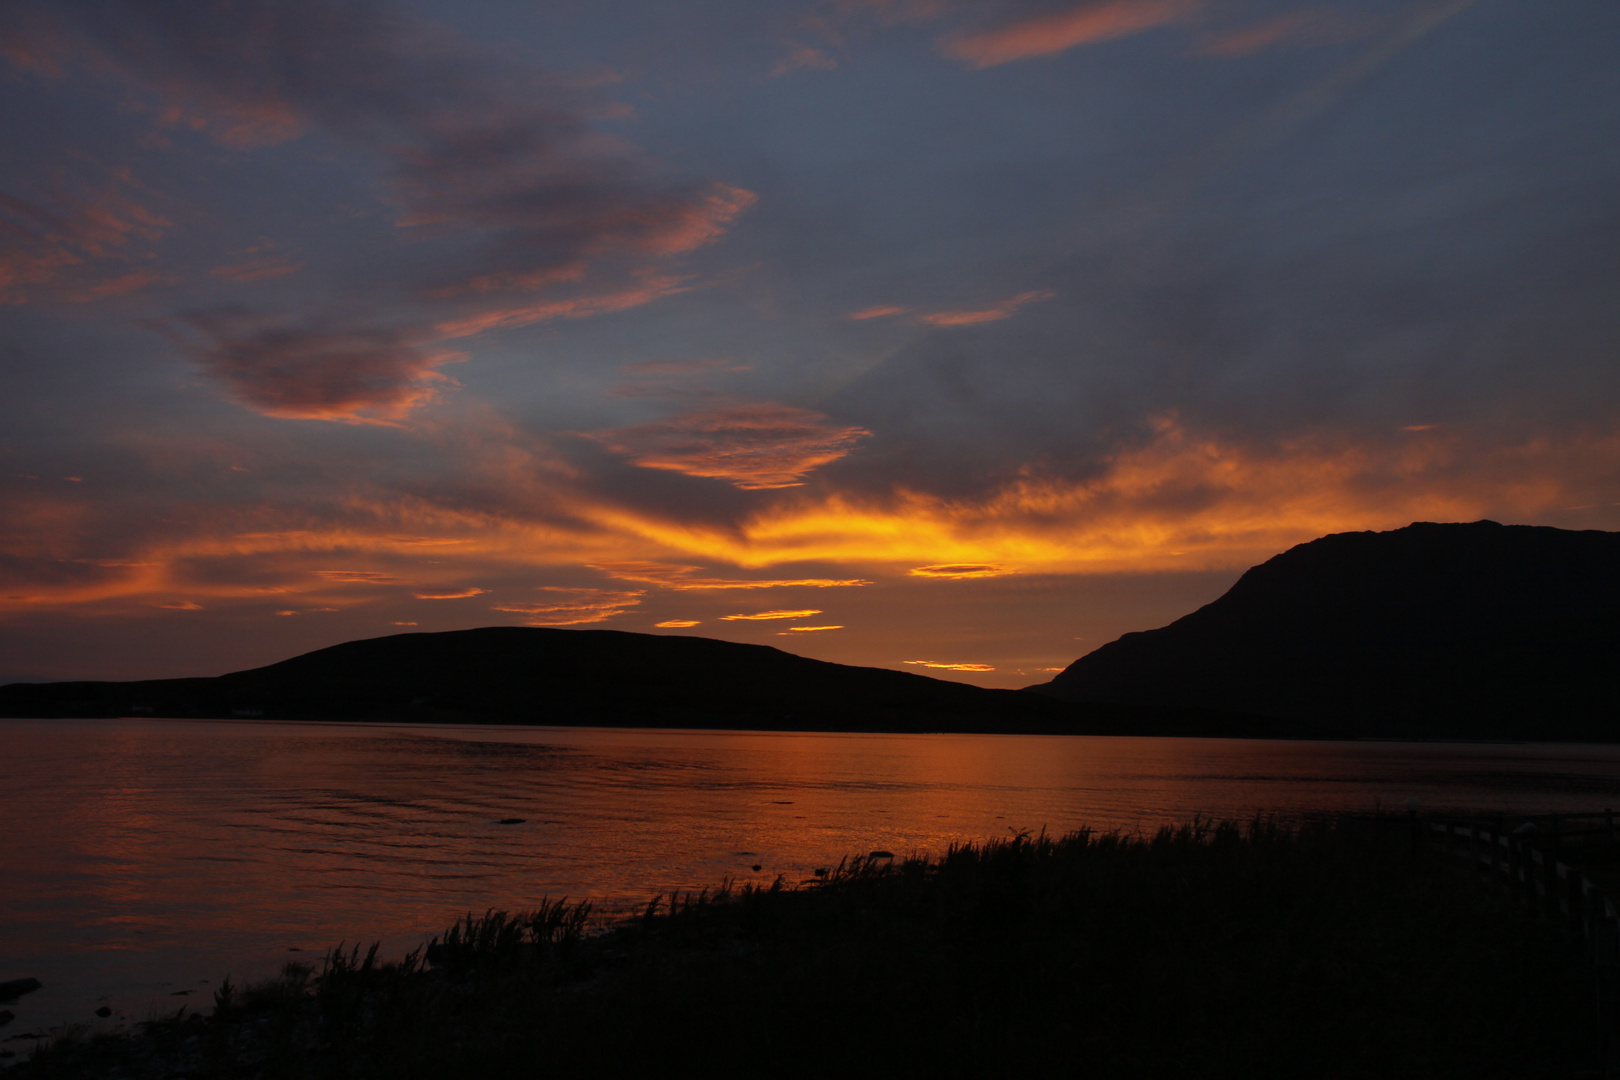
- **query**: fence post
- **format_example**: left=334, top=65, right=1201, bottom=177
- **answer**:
left=1597, top=898, right=1620, bottom=1076
left=1506, top=834, right=1516, bottom=895
left=1551, top=817, right=1563, bottom=917
left=1568, top=867, right=1584, bottom=944
left=1546, top=859, right=1558, bottom=918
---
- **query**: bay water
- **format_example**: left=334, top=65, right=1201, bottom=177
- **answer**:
left=5, top=716, right=1620, bottom=1046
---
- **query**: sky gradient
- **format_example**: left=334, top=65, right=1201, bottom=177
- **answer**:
left=2, top=0, right=1617, bottom=688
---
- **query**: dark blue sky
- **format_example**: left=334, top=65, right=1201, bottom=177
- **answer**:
left=2, top=0, right=1616, bottom=686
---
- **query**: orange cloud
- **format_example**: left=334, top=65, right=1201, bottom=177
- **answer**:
left=4, top=419, right=1613, bottom=626
left=491, top=587, right=643, bottom=626
left=908, top=563, right=1009, bottom=578
left=316, top=570, right=404, bottom=584
left=413, top=587, right=487, bottom=599
left=849, top=305, right=909, bottom=320
left=655, top=619, right=701, bottom=628
left=721, top=609, right=823, bottom=621
left=697, top=419, right=1608, bottom=574
left=919, top=290, right=1054, bottom=326
left=781, top=625, right=843, bottom=632
left=904, top=660, right=995, bottom=671
left=591, top=561, right=870, bottom=590
left=586, top=403, right=870, bottom=489
left=944, top=0, right=1197, bottom=67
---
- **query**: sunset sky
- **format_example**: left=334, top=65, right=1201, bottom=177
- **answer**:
left=2, top=0, right=1617, bottom=689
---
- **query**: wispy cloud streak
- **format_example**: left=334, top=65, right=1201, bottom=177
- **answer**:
left=944, top=0, right=1198, bottom=67
left=0, top=174, right=170, bottom=304
left=591, top=561, right=870, bottom=589
left=721, top=609, right=823, bottom=620
left=2, top=0, right=755, bottom=419
left=587, top=403, right=869, bottom=489
left=918, top=290, right=1053, bottom=326
left=491, top=587, right=643, bottom=625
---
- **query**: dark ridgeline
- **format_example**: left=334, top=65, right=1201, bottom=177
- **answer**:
left=0, top=626, right=1222, bottom=735
left=1030, top=520, right=1620, bottom=740
left=7, top=520, right=1611, bottom=739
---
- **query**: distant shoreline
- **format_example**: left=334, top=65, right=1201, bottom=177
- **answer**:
left=10, top=711, right=1601, bottom=746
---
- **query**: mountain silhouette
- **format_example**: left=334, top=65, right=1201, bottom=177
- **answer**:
left=1029, top=521, right=1620, bottom=739
left=0, top=626, right=1245, bottom=735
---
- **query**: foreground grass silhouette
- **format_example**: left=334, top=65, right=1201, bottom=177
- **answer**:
left=12, top=819, right=1605, bottom=1078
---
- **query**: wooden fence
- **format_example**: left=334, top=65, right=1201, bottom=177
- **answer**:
left=1425, top=812, right=1620, bottom=1072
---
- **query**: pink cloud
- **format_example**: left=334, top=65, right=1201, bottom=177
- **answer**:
left=944, top=0, right=1198, bottom=67
left=0, top=178, right=171, bottom=305
left=631, top=184, right=759, bottom=256
left=4, top=0, right=756, bottom=418
left=432, top=276, right=689, bottom=340
left=161, top=311, right=469, bottom=424
left=849, top=304, right=909, bottom=320
left=919, top=290, right=1053, bottom=326
left=586, top=403, right=870, bottom=489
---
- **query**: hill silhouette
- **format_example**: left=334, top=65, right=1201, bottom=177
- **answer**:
left=1030, top=521, right=1620, bottom=739
left=0, top=626, right=1253, bottom=735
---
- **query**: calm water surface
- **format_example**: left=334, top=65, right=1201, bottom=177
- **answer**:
left=6, top=717, right=1620, bottom=1041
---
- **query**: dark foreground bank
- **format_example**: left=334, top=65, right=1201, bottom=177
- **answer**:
left=7, top=819, right=1605, bottom=1079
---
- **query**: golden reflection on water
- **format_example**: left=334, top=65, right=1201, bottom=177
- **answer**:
left=5, top=718, right=1620, bottom=1034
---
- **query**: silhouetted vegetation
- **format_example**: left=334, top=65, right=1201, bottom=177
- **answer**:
left=10, top=818, right=1604, bottom=1078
